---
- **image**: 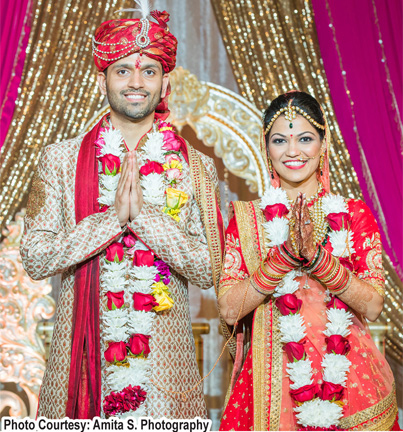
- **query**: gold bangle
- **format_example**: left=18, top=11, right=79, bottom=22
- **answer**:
left=260, top=262, right=284, bottom=279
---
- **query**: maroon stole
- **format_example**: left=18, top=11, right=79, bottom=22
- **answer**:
left=66, top=117, right=104, bottom=418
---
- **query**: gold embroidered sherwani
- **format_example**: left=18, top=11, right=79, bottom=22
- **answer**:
left=20, top=132, right=222, bottom=419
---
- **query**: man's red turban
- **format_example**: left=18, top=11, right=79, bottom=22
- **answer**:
left=93, top=10, right=177, bottom=73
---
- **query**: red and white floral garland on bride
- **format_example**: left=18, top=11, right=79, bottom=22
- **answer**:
left=95, top=120, right=184, bottom=418
left=260, top=185, right=355, bottom=430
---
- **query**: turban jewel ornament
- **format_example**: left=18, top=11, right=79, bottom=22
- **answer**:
left=92, top=0, right=178, bottom=73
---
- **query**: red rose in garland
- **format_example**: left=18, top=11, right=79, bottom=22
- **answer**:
left=326, top=212, right=351, bottom=231
left=290, top=383, right=320, bottom=403
left=127, top=334, right=151, bottom=357
left=326, top=335, right=351, bottom=355
left=133, top=292, right=159, bottom=312
left=283, top=341, right=306, bottom=362
left=320, top=382, right=345, bottom=401
left=106, top=242, right=124, bottom=263
left=275, top=294, right=302, bottom=315
left=106, top=291, right=125, bottom=310
left=139, top=160, right=164, bottom=176
left=133, top=250, right=155, bottom=267
left=326, top=296, right=349, bottom=312
left=99, top=154, right=121, bottom=175
left=263, top=203, right=289, bottom=221
left=104, top=341, right=127, bottom=363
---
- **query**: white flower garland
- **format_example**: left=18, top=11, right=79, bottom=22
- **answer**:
left=96, top=122, right=163, bottom=418
left=261, top=186, right=354, bottom=429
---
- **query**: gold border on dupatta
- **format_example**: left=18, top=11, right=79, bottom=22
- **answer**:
left=233, top=201, right=282, bottom=431
left=339, top=383, right=397, bottom=431
left=186, top=143, right=236, bottom=356
left=187, top=143, right=224, bottom=293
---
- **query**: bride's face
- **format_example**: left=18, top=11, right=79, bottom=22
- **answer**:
left=267, top=114, right=323, bottom=185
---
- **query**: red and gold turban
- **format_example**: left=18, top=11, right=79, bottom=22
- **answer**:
left=93, top=10, right=177, bottom=73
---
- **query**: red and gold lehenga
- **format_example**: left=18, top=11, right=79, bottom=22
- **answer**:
left=218, top=103, right=400, bottom=431
left=218, top=197, right=398, bottom=431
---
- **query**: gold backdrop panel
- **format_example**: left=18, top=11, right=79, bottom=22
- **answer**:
left=0, top=0, right=133, bottom=233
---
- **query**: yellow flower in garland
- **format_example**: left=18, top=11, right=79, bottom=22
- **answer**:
left=163, top=159, right=183, bottom=171
left=152, top=281, right=174, bottom=312
left=163, top=188, right=188, bottom=221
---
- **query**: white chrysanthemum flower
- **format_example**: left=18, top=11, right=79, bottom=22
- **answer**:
left=142, top=132, right=165, bottom=163
left=141, top=173, right=166, bottom=205
left=128, top=279, right=154, bottom=294
left=278, top=313, right=306, bottom=343
left=100, top=174, right=120, bottom=191
left=100, top=129, right=124, bottom=157
left=328, top=229, right=355, bottom=257
left=273, top=270, right=300, bottom=297
left=294, top=398, right=343, bottom=428
left=323, top=308, right=354, bottom=337
left=286, top=359, right=313, bottom=389
left=127, top=310, right=155, bottom=336
left=103, top=260, right=127, bottom=272
left=322, top=353, right=352, bottom=385
left=106, top=358, right=150, bottom=392
left=322, top=194, right=348, bottom=215
left=103, top=324, right=129, bottom=342
left=263, top=217, right=289, bottom=247
left=100, top=275, right=127, bottom=292
left=101, top=266, right=127, bottom=280
left=98, top=190, right=116, bottom=207
left=130, top=265, right=158, bottom=281
left=260, top=185, right=290, bottom=209
left=104, top=309, right=129, bottom=328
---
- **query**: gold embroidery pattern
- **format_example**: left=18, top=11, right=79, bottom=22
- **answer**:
left=359, top=232, right=386, bottom=297
left=268, top=303, right=282, bottom=431
left=234, top=200, right=282, bottom=431
left=233, top=201, right=262, bottom=273
left=26, top=173, right=47, bottom=219
left=339, top=383, right=397, bottom=430
left=187, top=143, right=223, bottom=292
left=218, top=233, right=249, bottom=300
left=253, top=303, right=268, bottom=431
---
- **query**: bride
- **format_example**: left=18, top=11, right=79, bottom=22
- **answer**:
left=218, top=91, right=398, bottom=431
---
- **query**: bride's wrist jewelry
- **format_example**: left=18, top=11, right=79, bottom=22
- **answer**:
left=310, top=246, right=353, bottom=294
left=250, top=245, right=299, bottom=295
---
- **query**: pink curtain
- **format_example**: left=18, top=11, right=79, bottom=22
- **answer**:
left=0, top=0, right=33, bottom=149
left=312, top=0, right=403, bottom=280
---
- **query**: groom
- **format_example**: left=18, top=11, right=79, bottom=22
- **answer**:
left=21, top=6, right=223, bottom=419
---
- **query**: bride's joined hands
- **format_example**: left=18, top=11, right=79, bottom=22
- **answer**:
left=286, top=193, right=317, bottom=261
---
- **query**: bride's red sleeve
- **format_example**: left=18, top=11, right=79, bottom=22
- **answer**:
left=218, top=215, right=249, bottom=299
left=348, top=199, right=385, bottom=297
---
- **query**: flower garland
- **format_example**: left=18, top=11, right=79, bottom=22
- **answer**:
left=138, top=121, right=189, bottom=222
left=96, top=120, right=177, bottom=418
left=260, top=185, right=355, bottom=430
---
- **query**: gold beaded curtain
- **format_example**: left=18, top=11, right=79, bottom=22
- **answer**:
left=211, top=0, right=403, bottom=362
left=0, top=0, right=132, bottom=230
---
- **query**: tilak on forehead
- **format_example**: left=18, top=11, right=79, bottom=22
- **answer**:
left=92, top=0, right=178, bottom=73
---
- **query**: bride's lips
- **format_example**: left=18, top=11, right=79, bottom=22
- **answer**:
left=283, top=160, right=308, bottom=170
